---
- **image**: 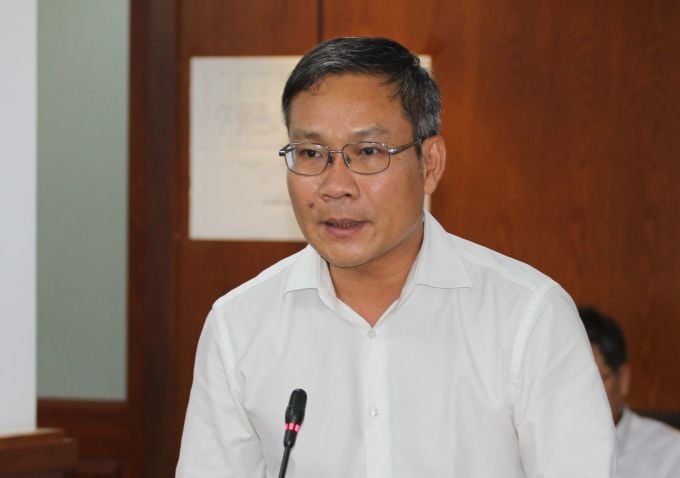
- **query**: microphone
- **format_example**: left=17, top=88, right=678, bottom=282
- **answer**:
left=284, top=389, right=307, bottom=447
left=279, top=389, right=307, bottom=478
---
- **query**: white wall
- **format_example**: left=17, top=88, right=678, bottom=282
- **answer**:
left=0, top=0, right=38, bottom=434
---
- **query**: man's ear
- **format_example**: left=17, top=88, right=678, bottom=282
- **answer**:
left=421, top=135, right=446, bottom=195
left=618, top=362, right=631, bottom=398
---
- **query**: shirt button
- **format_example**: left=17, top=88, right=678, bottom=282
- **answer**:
left=368, top=329, right=376, bottom=338
left=370, top=407, right=380, bottom=417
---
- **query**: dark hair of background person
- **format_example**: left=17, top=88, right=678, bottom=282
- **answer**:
left=579, top=306, right=628, bottom=371
left=281, top=36, right=442, bottom=149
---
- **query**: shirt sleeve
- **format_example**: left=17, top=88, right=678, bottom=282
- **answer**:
left=176, top=308, right=266, bottom=478
left=512, top=285, right=619, bottom=478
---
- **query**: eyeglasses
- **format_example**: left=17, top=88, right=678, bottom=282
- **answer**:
left=278, top=139, right=422, bottom=176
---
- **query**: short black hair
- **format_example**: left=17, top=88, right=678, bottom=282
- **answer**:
left=281, top=36, right=441, bottom=142
left=578, top=306, right=628, bottom=371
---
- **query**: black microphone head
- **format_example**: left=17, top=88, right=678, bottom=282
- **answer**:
left=285, top=389, right=307, bottom=425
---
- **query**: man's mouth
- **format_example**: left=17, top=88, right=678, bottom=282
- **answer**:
left=322, top=219, right=366, bottom=236
left=325, top=220, right=362, bottom=228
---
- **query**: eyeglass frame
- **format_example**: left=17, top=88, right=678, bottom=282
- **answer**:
left=278, top=138, right=424, bottom=176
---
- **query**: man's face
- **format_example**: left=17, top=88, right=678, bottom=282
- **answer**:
left=592, top=344, right=630, bottom=424
left=286, top=73, right=444, bottom=274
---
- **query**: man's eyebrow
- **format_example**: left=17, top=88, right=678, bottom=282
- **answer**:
left=290, top=129, right=323, bottom=142
left=290, top=125, right=391, bottom=142
left=352, top=125, right=390, bottom=139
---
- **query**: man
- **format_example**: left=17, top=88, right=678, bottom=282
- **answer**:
left=580, top=306, right=680, bottom=478
left=177, top=37, right=616, bottom=477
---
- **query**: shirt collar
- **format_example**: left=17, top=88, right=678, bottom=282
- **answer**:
left=283, top=209, right=472, bottom=295
left=283, top=244, right=339, bottom=311
left=616, top=406, right=633, bottom=452
left=410, top=210, right=472, bottom=289
left=283, top=244, right=325, bottom=293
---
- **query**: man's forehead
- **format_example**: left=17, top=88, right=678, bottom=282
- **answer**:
left=291, top=73, right=398, bottom=103
left=286, top=73, right=410, bottom=141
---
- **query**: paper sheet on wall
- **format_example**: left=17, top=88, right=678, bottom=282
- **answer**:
left=190, top=56, right=301, bottom=241
left=189, top=55, right=431, bottom=241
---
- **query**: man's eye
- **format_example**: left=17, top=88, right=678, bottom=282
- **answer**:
left=299, top=149, right=322, bottom=159
left=358, top=147, right=380, bottom=156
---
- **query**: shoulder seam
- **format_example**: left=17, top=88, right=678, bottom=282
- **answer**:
left=207, top=306, right=243, bottom=402
left=459, top=246, right=552, bottom=293
left=507, top=281, right=557, bottom=406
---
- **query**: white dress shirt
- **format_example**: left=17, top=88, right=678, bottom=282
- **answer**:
left=617, top=407, right=680, bottom=478
left=176, top=211, right=617, bottom=477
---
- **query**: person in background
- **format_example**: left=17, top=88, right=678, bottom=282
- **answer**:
left=579, top=306, right=680, bottom=478
left=176, top=36, right=617, bottom=477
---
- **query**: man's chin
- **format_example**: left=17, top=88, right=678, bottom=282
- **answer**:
left=319, top=250, right=371, bottom=271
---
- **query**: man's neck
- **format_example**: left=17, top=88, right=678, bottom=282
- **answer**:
left=613, top=405, right=625, bottom=426
left=329, top=226, right=424, bottom=327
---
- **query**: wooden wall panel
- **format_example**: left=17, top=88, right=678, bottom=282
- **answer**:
left=128, top=0, right=179, bottom=475
left=324, top=0, right=680, bottom=410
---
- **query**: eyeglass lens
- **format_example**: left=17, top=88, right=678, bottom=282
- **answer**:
left=286, top=142, right=390, bottom=175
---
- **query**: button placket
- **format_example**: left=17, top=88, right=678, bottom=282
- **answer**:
left=363, top=328, right=392, bottom=477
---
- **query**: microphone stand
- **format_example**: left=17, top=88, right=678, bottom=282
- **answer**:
left=278, top=446, right=292, bottom=478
